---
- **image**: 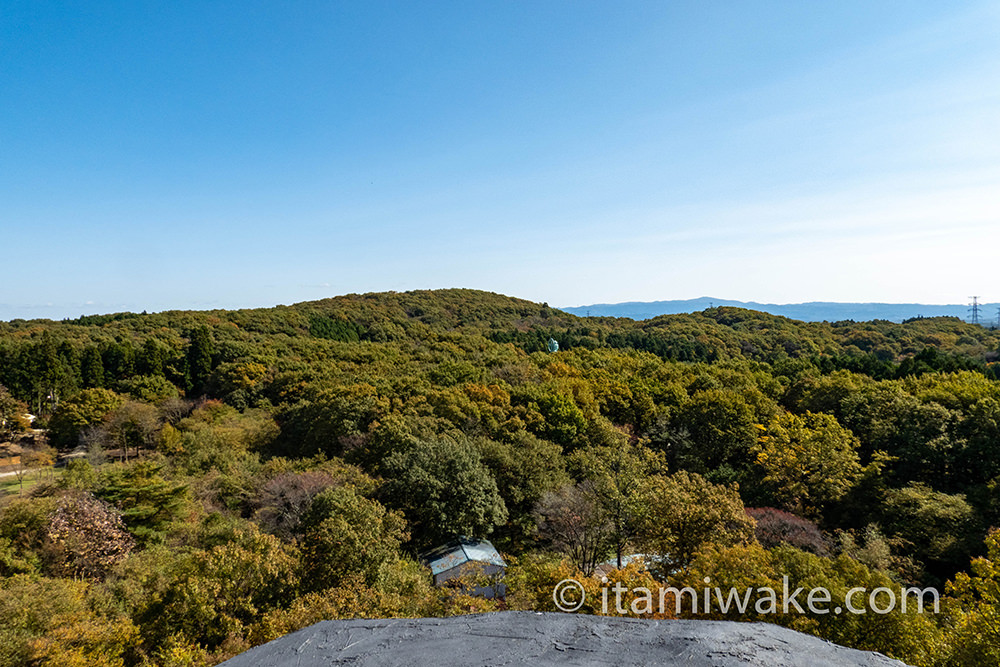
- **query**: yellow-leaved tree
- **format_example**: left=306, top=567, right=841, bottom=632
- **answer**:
left=754, top=411, right=862, bottom=517
left=945, top=529, right=1000, bottom=666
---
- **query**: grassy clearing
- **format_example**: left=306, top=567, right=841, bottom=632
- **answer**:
left=0, top=466, right=62, bottom=495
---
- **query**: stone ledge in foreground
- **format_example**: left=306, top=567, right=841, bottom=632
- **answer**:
left=220, top=611, right=912, bottom=667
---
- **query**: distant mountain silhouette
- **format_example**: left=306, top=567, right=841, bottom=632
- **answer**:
left=561, top=298, right=999, bottom=324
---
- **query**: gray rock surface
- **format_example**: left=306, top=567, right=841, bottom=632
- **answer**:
left=220, top=611, right=912, bottom=666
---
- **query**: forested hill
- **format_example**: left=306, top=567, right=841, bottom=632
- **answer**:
left=2, top=289, right=998, bottom=399
left=2, top=288, right=998, bottom=366
left=4, top=288, right=1000, bottom=666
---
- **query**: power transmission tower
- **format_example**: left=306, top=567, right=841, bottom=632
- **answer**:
left=969, top=296, right=981, bottom=325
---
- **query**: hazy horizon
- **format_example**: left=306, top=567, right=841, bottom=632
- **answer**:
left=1, top=288, right=996, bottom=323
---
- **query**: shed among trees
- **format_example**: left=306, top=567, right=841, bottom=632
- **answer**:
left=421, top=537, right=507, bottom=598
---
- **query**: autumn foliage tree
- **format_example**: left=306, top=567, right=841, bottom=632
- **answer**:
left=754, top=411, right=862, bottom=516
left=252, top=470, right=342, bottom=540
left=0, top=385, right=29, bottom=442
left=534, top=482, right=613, bottom=576
left=638, top=470, right=756, bottom=574
left=746, top=507, right=828, bottom=555
left=45, top=492, right=134, bottom=580
left=945, top=529, right=1000, bottom=665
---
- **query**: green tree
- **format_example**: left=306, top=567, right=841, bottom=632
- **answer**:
left=59, top=459, right=98, bottom=491
left=535, top=393, right=588, bottom=448
left=881, top=483, right=978, bottom=583
left=676, top=544, right=944, bottom=666
left=137, top=337, right=168, bottom=377
left=0, top=575, right=140, bottom=667
left=956, top=396, right=1000, bottom=487
left=299, top=485, right=408, bottom=591
left=95, top=460, right=189, bottom=545
left=172, top=402, right=276, bottom=475
left=0, top=496, right=59, bottom=565
left=473, top=431, right=568, bottom=548
left=142, top=525, right=299, bottom=652
left=119, top=374, right=178, bottom=403
left=47, top=389, right=124, bottom=449
left=186, top=326, right=214, bottom=395
left=100, top=341, right=136, bottom=383
left=271, top=387, right=385, bottom=459
left=674, top=388, right=758, bottom=475
left=79, top=346, right=104, bottom=389
left=379, top=437, right=508, bottom=547
left=34, top=331, right=68, bottom=413
left=570, top=430, right=664, bottom=568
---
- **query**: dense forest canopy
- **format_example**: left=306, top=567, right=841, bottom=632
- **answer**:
left=2, top=289, right=1000, bottom=666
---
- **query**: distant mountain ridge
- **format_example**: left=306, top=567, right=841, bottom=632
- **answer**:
left=561, top=298, right=1000, bottom=324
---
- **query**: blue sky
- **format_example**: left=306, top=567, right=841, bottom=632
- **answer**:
left=2, top=1, right=999, bottom=320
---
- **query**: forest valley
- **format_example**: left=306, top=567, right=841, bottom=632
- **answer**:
left=2, top=288, right=1000, bottom=666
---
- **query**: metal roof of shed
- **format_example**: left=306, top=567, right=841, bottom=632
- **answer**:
left=422, top=537, right=506, bottom=576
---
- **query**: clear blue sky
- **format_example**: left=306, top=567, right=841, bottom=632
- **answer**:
left=3, top=1, right=999, bottom=319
